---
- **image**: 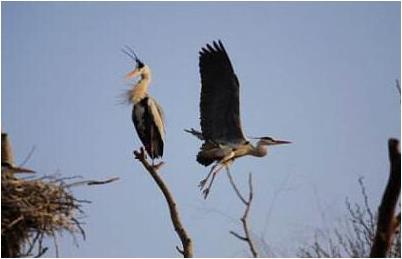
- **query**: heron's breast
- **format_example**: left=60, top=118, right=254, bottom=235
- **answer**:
left=233, top=144, right=253, bottom=158
left=130, top=79, right=150, bottom=104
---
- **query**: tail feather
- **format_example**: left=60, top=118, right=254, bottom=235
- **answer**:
left=196, top=151, right=214, bottom=166
left=147, top=126, right=163, bottom=159
left=196, top=142, right=220, bottom=166
left=184, top=128, right=204, bottom=140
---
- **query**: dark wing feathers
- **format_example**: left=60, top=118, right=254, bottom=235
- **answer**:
left=199, top=40, right=246, bottom=144
left=132, top=97, right=164, bottom=159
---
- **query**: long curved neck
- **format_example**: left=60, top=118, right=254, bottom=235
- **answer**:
left=250, top=140, right=268, bottom=157
left=128, top=66, right=152, bottom=104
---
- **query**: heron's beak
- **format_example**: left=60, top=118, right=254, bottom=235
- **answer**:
left=271, top=139, right=292, bottom=145
left=125, top=68, right=141, bottom=80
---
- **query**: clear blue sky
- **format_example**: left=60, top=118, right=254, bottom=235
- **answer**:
left=2, top=2, right=400, bottom=257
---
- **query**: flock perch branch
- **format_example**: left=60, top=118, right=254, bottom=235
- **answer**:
left=370, top=138, right=401, bottom=257
left=133, top=148, right=193, bottom=258
left=227, top=169, right=258, bottom=257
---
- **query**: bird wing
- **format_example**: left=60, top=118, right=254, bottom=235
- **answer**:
left=149, top=97, right=165, bottom=140
left=199, top=40, right=247, bottom=145
left=132, top=97, right=164, bottom=159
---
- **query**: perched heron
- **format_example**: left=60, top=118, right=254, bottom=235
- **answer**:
left=122, top=47, right=165, bottom=161
left=186, top=40, right=291, bottom=198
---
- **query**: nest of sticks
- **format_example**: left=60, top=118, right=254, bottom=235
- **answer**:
left=1, top=170, right=87, bottom=258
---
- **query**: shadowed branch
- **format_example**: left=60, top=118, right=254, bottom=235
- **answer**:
left=370, top=138, right=401, bottom=257
left=133, top=148, right=193, bottom=258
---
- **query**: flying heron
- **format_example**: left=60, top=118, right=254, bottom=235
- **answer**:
left=186, top=40, right=291, bottom=198
left=122, top=46, right=165, bottom=161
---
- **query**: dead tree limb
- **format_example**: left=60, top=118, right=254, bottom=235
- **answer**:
left=133, top=148, right=193, bottom=258
left=66, top=177, right=120, bottom=187
left=395, top=79, right=401, bottom=96
left=227, top=169, right=258, bottom=257
left=370, top=138, right=401, bottom=257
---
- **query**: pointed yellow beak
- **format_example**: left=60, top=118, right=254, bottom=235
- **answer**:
left=271, top=139, right=292, bottom=145
left=125, top=68, right=141, bottom=80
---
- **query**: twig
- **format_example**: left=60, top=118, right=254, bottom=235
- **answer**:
left=370, top=138, right=401, bottom=257
left=133, top=148, right=193, bottom=257
left=393, top=212, right=401, bottom=232
left=229, top=230, right=248, bottom=241
left=2, top=215, right=24, bottom=233
left=358, top=177, right=376, bottom=233
left=85, top=177, right=120, bottom=186
left=66, top=177, right=119, bottom=188
left=226, top=169, right=259, bottom=257
left=226, top=168, right=247, bottom=205
left=34, top=247, right=48, bottom=258
left=395, top=79, right=401, bottom=96
left=52, top=230, right=59, bottom=258
left=19, top=145, right=36, bottom=168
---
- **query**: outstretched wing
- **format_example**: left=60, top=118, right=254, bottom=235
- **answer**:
left=199, top=40, right=246, bottom=144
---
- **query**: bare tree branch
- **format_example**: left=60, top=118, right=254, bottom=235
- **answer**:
left=395, top=79, right=401, bottom=96
left=66, top=177, right=120, bottom=187
left=19, top=145, right=36, bottom=168
left=226, top=168, right=247, bottom=205
left=393, top=212, right=401, bottom=232
left=226, top=169, right=259, bottom=257
left=370, top=138, right=401, bottom=257
left=229, top=230, right=248, bottom=241
left=133, top=148, right=193, bottom=258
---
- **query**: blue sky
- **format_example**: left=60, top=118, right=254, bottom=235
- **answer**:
left=2, top=2, right=400, bottom=257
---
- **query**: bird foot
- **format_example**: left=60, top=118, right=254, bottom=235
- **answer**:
left=198, top=179, right=207, bottom=189
left=133, top=147, right=147, bottom=160
left=152, top=161, right=165, bottom=172
left=202, top=188, right=210, bottom=199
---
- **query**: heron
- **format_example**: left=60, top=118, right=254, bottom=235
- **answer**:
left=122, top=46, right=165, bottom=162
left=186, top=40, right=291, bottom=198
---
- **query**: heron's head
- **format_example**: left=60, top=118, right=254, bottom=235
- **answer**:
left=122, top=46, right=148, bottom=79
left=254, top=136, right=292, bottom=146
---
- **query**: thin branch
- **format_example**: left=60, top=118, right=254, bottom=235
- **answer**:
left=2, top=215, right=24, bottom=233
left=24, top=232, right=42, bottom=257
left=226, top=168, right=247, bottom=205
left=19, top=145, right=36, bottom=167
left=358, top=177, right=375, bottom=233
left=176, top=245, right=184, bottom=256
left=229, top=230, right=248, bottom=241
left=393, top=212, right=401, bottom=232
left=133, top=148, right=193, bottom=258
left=66, top=177, right=119, bottom=188
left=52, top=230, right=59, bottom=258
left=370, top=138, right=401, bottom=257
left=34, top=247, right=48, bottom=258
left=226, top=169, right=259, bottom=257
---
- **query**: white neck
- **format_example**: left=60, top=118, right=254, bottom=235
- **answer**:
left=250, top=140, right=268, bottom=157
left=140, top=65, right=152, bottom=81
left=128, top=66, right=152, bottom=104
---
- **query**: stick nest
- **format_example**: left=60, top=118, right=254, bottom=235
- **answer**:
left=1, top=170, right=87, bottom=257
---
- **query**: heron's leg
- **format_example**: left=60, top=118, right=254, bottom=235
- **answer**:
left=202, top=153, right=235, bottom=199
left=198, top=162, right=219, bottom=190
left=202, top=163, right=225, bottom=199
left=199, top=147, right=233, bottom=189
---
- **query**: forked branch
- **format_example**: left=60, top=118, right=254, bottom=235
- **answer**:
left=370, top=138, right=401, bottom=257
left=133, top=148, right=193, bottom=257
left=227, top=169, right=258, bottom=257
